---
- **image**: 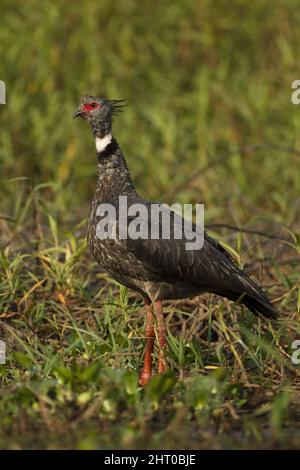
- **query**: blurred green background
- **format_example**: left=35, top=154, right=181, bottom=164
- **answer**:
left=1, top=0, right=300, bottom=227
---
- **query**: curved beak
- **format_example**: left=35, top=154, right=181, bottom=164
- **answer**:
left=73, top=108, right=85, bottom=119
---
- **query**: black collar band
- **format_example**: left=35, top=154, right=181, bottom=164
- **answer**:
left=97, top=137, right=118, bottom=160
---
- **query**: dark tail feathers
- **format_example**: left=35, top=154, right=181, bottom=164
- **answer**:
left=218, top=271, right=278, bottom=319
left=240, top=293, right=277, bottom=319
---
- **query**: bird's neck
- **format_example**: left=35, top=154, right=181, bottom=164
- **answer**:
left=94, top=133, right=136, bottom=203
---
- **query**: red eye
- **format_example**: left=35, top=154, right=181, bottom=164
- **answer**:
left=83, top=102, right=100, bottom=111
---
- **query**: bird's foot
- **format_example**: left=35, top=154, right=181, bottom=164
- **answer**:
left=139, top=369, right=152, bottom=386
left=158, top=356, right=167, bottom=374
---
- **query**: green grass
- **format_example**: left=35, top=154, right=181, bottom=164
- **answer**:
left=0, top=0, right=300, bottom=449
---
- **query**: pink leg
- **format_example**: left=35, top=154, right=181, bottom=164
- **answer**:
left=139, top=297, right=155, bottom=386
left=154, top=300, right=167, bottom=373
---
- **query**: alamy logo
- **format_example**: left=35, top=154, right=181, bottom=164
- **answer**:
left=0, top=340, right=5, bottom=364
left=95, top=197, right=205, bottom=251
left=291, top=80, right=300, bottom=105
left=291, top=340, right=300, bottom=365
left=0, top=81, right=6, bottom=104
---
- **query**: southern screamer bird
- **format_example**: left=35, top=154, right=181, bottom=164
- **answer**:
left=73, top=96, right=277, bottom=385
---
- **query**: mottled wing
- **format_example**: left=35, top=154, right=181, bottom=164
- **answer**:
left=116, top=203, right=277, bottom=318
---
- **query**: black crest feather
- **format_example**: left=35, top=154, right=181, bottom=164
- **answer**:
left=108, top=99, right=127, bottom=116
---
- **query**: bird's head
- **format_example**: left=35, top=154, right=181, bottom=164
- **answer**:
left=73, top=96, right=125, bottom=137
